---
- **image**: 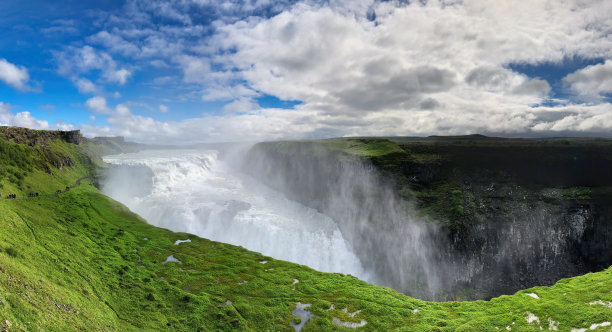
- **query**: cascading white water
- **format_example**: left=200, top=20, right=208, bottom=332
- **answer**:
left=103, top=149, right=371, bottom=281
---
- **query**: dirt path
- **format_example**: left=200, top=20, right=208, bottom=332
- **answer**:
left=3, top=176, right=94, bottom=200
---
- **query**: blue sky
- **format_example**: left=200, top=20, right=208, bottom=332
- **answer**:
left=1, top=0, right=612, bottom=143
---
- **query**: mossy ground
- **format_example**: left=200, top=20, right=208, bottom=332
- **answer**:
left=0, top=135, right=610, bottom=330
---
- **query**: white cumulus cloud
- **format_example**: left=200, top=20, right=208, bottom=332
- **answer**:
left=86, top=96, right=113, bottom=115
left=55, top=46, right=132, bottom=92
left=563, top=60, right=612, bottom=101
left=0, top=102, right=74, bottom=130
left=11, top=0, right=612, bottom=142
left=0, top=59, right=31, bottom=91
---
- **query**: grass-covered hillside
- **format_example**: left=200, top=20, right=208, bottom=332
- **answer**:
left=1, top=182, right=611, bottom=331
left=0, top=127, right=97, bottom=197
left=0, top=128, right=611, bottom=330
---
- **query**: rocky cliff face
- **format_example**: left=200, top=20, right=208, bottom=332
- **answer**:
left=0, top=126, right=84, bottom=146
left=244, top=138, right=612, bottom=300
left=402, top=142, right=612, bottom=298
left=0, top=126, right=85, bottom=176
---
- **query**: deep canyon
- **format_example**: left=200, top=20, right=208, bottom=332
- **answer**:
left=103, top=137, right=612, bottom=301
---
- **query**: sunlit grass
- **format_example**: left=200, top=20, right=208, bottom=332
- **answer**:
left=0, top=135, right=610, bottom=330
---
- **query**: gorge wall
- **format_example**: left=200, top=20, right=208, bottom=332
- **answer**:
left=243, top=138, right=612, bottom=300
left=0, top=126, right=83, bottom=146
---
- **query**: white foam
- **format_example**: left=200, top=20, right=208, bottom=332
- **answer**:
left=174, top=239, right=191, bottom=245
left=104, top=149, right=370, bottom=282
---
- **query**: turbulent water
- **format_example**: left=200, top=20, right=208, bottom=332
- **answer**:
left=103, top=149, right=371, bottom=281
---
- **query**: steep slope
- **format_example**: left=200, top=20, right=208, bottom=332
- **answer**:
left=0, top=129, right=610, bottom=331
left=0, top=127, right=97, bottom=197
left=1, top=180, right=611, bottom=331
left=245, top=138, right=612, bottom=300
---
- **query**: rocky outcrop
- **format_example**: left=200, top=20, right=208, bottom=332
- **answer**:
left=42, top=148, right=75, bottom=171
left=0, top=126, right=83, bottom=146
left=60, top=130, right=83, bottom=145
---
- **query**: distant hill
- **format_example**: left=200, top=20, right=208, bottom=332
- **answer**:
left=376, top=134, right=612, bottom=143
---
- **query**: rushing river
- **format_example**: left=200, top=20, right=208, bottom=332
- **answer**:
left=103, top=149, right=371, bottom=281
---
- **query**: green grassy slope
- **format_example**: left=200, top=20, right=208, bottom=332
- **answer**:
left=1, top=183, right=611, bottom=331
left=0, top=138, right=96, bottom=198
left=0, top=133, right=610, bottom=330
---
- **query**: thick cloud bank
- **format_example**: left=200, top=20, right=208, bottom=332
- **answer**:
left=3, top=0, right=612, bottom=142
left=79, top=0, right=612, bottom=142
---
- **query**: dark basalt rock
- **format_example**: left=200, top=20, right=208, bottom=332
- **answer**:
left=0, top=126, right=83, bottom=146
